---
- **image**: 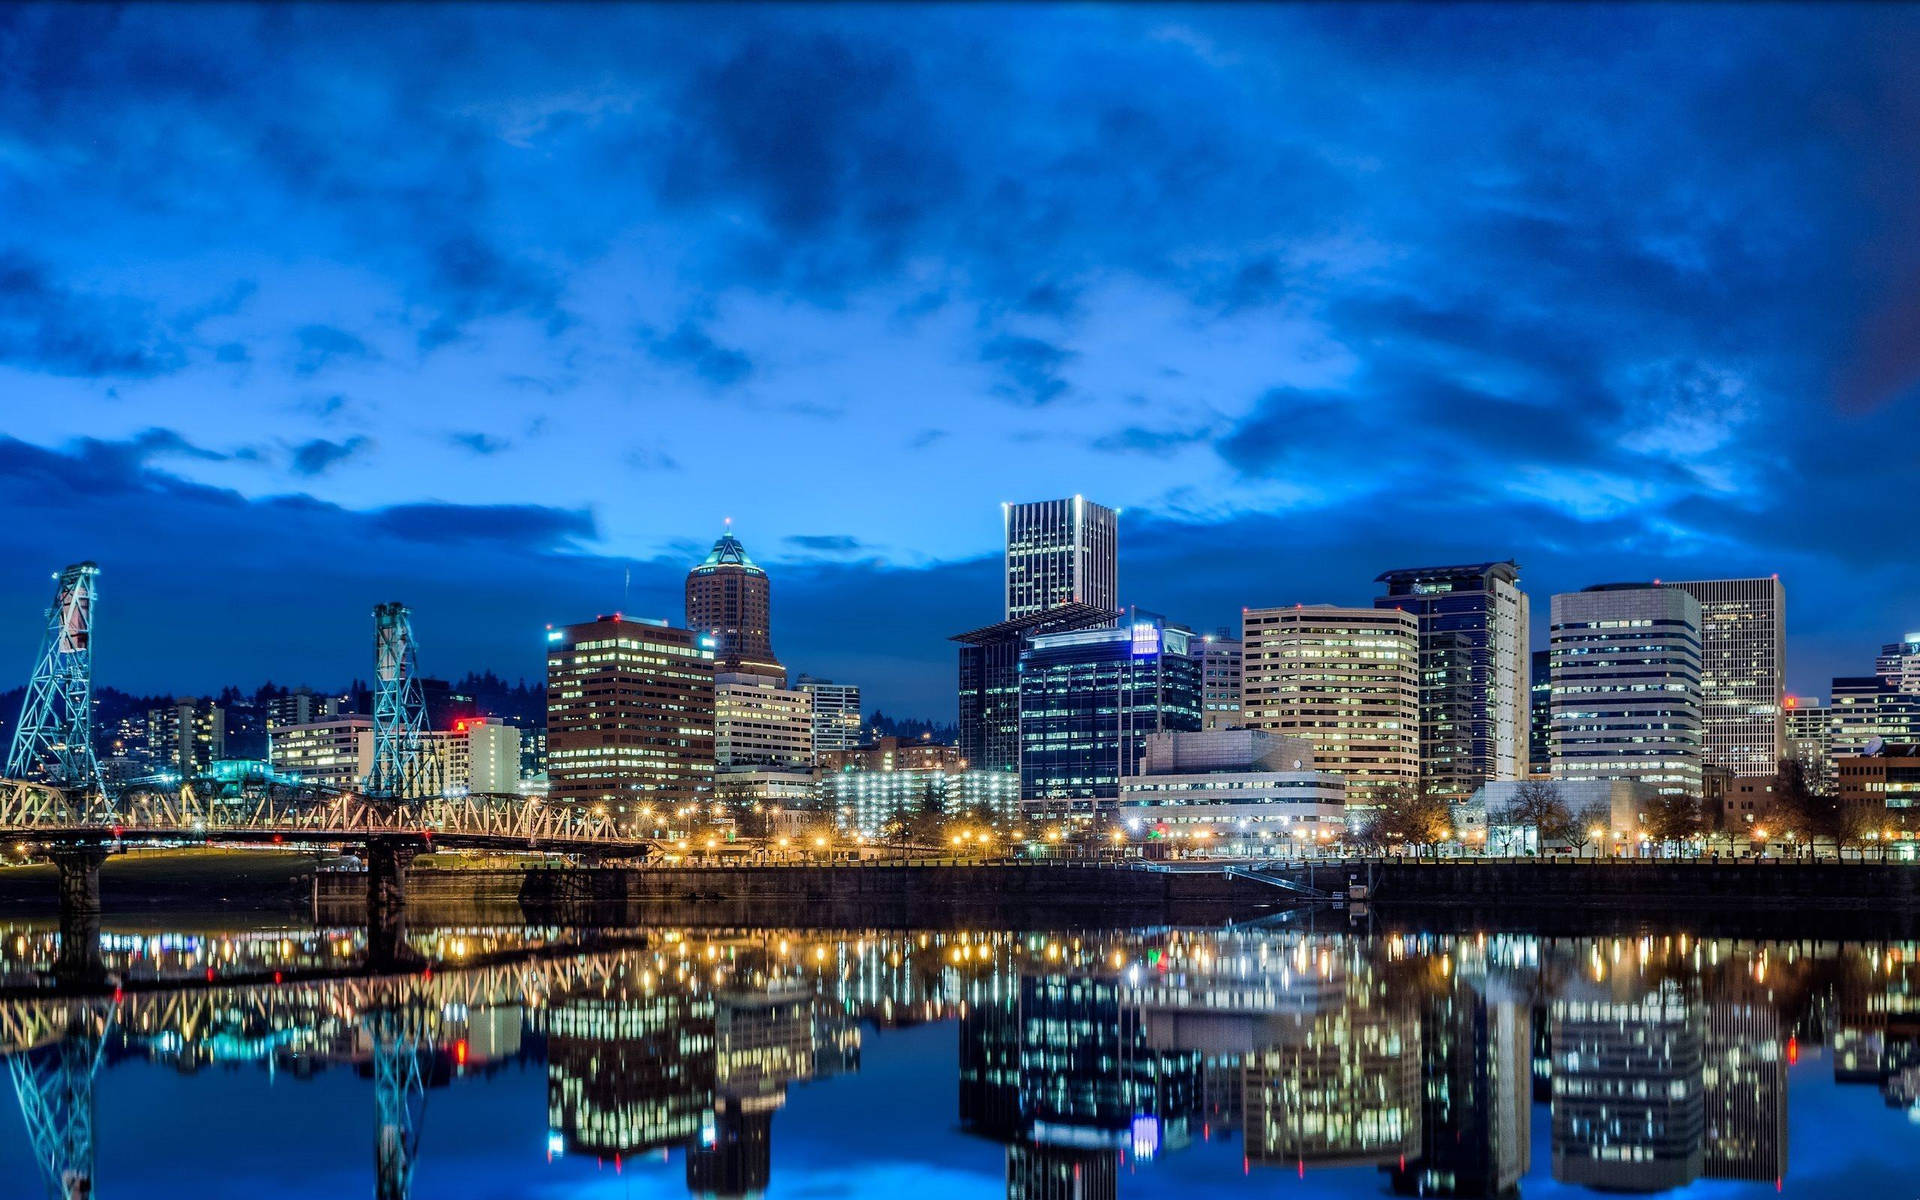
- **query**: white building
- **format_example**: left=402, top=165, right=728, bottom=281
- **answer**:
left=270, top=716, right=373, bottom=790
left=464, top=719, right=522, bottom=793
left=796, top=676, right=863, bottom=758
left=715, top=673, right=814, bottom=770
left=1550, top=585, right=1704, bottom=796
left=1199, top=632, right=1243, bottom=730
left=1241, top=605, right=1419, bottom=809
left=1118, top=729, right=1348, bottom=855
left=1665, top=578, right=1785, bottom=777
left=1469, top=778, right=1658, bottom=854
left=1003, top=495, right=1118, bottom=620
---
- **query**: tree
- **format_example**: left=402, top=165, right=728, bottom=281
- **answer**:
left=1498, top=780, right=1571, bottom=854
left=1566, top=800, right=1611, bottom=858
left=1361, top=784, right=1453, bottom=856
left=1642, top=792, right=1705, bottom=853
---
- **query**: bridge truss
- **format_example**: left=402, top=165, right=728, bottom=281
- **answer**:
left=4, top=563, right=102, bottom=795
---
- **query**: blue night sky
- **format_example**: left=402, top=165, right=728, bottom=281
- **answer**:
left=4, top=4, right=1920, bottom=718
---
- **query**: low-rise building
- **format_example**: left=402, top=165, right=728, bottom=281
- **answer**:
left=1117, top=729, right=1347, bottom=855
left=819, top=768, right=1019, bottom=837
left=1836, top=744, right=1920, bottom=849
left=1469, top=778, right=1658, bottom=854
left=817, top=737, right=965, bottom=774
left=269, top=716, right=374, bottom=790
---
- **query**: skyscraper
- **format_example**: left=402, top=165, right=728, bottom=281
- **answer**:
left=686, top=528, right=783, bottom=683
left=1665, top=578, right=1785, bottom=777
left=546, top=615, right=716, bottom=814
left=1528, top=648, right=1553, bottom=778
left=1549, top=585, right=1704, bottom=796
left=954, top=603, right=1115, bottom=775
left=795, top=675, right=862, bottom=758
left=1003, top=496, right=1118, bottom=620
left=1374, top=562, right=1531, bottom=800
left=1198, top=631, right=1243, bottom=730
left=713, top=673, right=813, bottom=770
left=1240, top=605, right=1420, bottom=809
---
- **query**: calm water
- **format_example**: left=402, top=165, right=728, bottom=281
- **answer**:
left=0, top=916, right=1914, bottom=1198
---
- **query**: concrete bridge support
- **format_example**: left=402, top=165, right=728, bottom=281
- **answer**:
left=50, top=846, right=109, bottom=985
left=365, top=835, right=427, bottom=971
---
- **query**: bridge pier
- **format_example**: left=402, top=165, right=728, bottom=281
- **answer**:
left=50, top=846, right=110, bottom=986
left=365, top=835, right=427, bottom=971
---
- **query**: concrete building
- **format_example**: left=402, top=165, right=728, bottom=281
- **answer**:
left=546, top=615, right=716, bottom=815
left=269, top=715, right=373, bottom=790
left=419, top=718, right=520, bottom=794
left=265, top=688, right=347, bottom=732
left=1018, top=612, right=1202, bottom=816
left=820, top=768, right=1020, bottom=836
left=1374, top=562, right=1531, bottom=800
left=714, top=673, right=813, bottom=770
left=1784, top=695, right=1831, bottom=791
left=1666, top=578, right=1785, bottom=777
left=1471, top=778, right=1658, bottom=853
left=817, top=736, right=964, bottom=774
left=1003, top=495, right=1118, bottom=621
left=1828, top=675, right=1920, bottom=759
left=1875, top=633, right=1920, bottom=692
left=955, top=603, right=1115, bottom=775
left=1836, top=743, right=1920, bottom=842
left=145, top=698, right=226, bottom=778
left=686, top=529, right=783, bottom=683
left=1549, top=585, right=1704, bottom=796
left=1240, top=605, right=1419, bottom=810
left=1198, top=632, right=1243, bottom=730
left=1117, top=729, right=1347, bottom=852
left=795, top=676, right=862, bottom=758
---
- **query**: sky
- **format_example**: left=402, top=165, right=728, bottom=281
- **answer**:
left=4, top=4, right=1920, bottom=719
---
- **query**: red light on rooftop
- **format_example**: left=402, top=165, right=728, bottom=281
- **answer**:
left=1783, top=696, right=1799, bottom=710
left=455, top=720, right=468, bottom=732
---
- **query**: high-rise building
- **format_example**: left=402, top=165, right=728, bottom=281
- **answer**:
left=269, top=715, right=373, bottom=789
left=686, top=528, right=783, bottom=683
left=1875, top=633, right=1920, bottom=692
left=145, top=698, right=226, bottom=777
left=1198, top=632, right=1243, bottom=730
left=546, top=615, right=716, bottom=815
left=1549, top=585, right=1704, bottom=796
left=1528, top=648, right=1553, bottom=778
left=1665, top=578, right=1785, bottom=777
left=1374, top=562, right=1531, bottom=800
left=795, top=675, right=862, bottom=758
left=954, top=603, right=1115, bottom=775
left=714, top=673, right=813, bottom=770
left=1784, top=695, right=1831, bottom=791
left=422, top=717, right=521, bottom=794
left=1018, top=611, right=1202, bottom=815
left=1003, top=496, right=1118, bottom=620
left=1829, top=675, right=1920, bottom=758
left=1240, top=605, right=1419, bottom=809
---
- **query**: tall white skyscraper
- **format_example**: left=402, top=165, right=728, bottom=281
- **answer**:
left=1002, top=495, right=1118, bottom=620
left=1665, top=578, right=1785, bottom=777
left=1550, top=585, right=1704, bottom=795
left=796, top=675, right=863, bottom=758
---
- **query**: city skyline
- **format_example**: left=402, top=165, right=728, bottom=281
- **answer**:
left=7, top=6, right=1920, bottom=719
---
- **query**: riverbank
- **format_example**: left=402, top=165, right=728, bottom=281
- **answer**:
left=0, top=848, right=323, bottom=911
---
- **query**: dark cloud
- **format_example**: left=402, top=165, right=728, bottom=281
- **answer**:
left=290, top=324, right=373, bottom=377
left=625, top=446, right=682, bottom=472
left=979, top=334, right=1073, bottom=406
left=0, top=252, right=185, bottom=378
left=448, top=431, right=508, bottom=456
left=289, top=436, right=369, bottom=476
left=785, top=534, right=864, bottom=554
left=367, top=503, right=595, bottom=550
left=639, top=320, right=753, bottom=388
left=1090, top=426, right=1212, bottom=458
left=417, top=235, right=572, bottom=351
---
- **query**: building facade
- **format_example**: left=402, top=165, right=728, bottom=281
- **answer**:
left=1665, top=578, right=1785, bottom=777
left=954, top=603, right=1114, bottom=775
left=268, top=716, right=373, bottom=790
left=817, top=736, right=964, bottom=774
left=1784, top=696, right=1831, bottom=792
left=820, top=768, right=1020, bottom=836
left=1003, top=496, right=1118, bottom=620
left=1018, top=613, right=1202, bottom=816
left=1240, top=605, right=1420, bottom=809
left=1117, top=728, right=1347, bottom=851
left=146, top=698, right=227, bottom=778
left=1549, top=585, right=1704, bottom=796
left=1374, top=562, right=1531, bottom=801
left=685, top=529, right=783, bottom=682
left=1198, top=632, right=1243, bottom=731
left=1528, top=648, right=1553, bottom=778
left=714, top=673, right=813, bottom=770
left=1829, top=674, right=1920, bottom=759
left=1835, top=743, right=1920, bottom=839
left=794, top=676, right=862, bottom=758
left=546, top=616, right=716, bottom=815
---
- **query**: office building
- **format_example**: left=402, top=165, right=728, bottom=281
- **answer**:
left=795, top=675, right=862, bottom=757
left=1829, top=675, right=1920, bottom=759
left=269, top=716, right=373, bottom=790
left=714, top=673, right=813, bottom=770
left=145, top=698, right=226, bottom=778
left=1117, top=728, right=1346, bottom=851
left=1784, top=696, right=1831, bottom=791
left=1472, top=778, right=1657, bottom=853
left=1876, top=633, right=1920, bottom=692
left=419, top=718, right=521, bottom=794
left=1198, top=632, right=1243, bottom=730
left=818, top=736, right=964, bottom=774
left=1836, top=743, right=1920, bottom=834
left=1375, top=562, right=1531, bottom=800
left=1240, top=605, right=1419, bottom=809
left=686, top=528, right=783, bottom=682
left=821, top=768, right=1019, bottom=836
left=1018, top=611, right=1202, bottom=815
left=546, top=615, right=716, bottom=814
left=1003, top=495, right=1119, bottom=621
left=1528, top=649, right=1553, bottom=778
left=954, top=603, right=1115, bottom=775
left=1666, top=578, right=1785, bottom=777
left=265, top=688, right=347, bottom=732
left=1549, top=585, right=1704, bottom=796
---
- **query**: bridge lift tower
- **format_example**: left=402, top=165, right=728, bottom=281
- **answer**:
left=5, top=563, right=102, bottom=795
left=365, top=602, right=439, bottom=800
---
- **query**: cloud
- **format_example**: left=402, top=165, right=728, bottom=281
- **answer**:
left=1090, top=425, right=1212, bottom=458
left=417, top=234, right=572, bottom=350
left=448, top=431, right=509, bottom=456
left=291, top=324, right=374, bottom=376
left=979, top=334, right=1074, bottom=406
left=289, top=435, right=370, bottom=476
left=785, top=534, right=864, bottom=554
left=639, top=320, right=754, bottom=388
left=625, top=446, right=682, bottom=472
left=367, top=502, right=596, bottom=550
left=0, top=252, right=185, bottom=378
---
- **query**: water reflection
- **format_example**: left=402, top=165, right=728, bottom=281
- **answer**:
left=0, top=922, right=1914, bottom=1197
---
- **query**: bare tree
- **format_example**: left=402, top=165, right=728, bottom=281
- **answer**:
left=1362, top=783, right=1453, bottom=856
left=1565, top=800, right=1611, bottom=858
left=1498, top=779, right=1571, bottom=855
left=1643, top=792, right=1705, bottom=854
